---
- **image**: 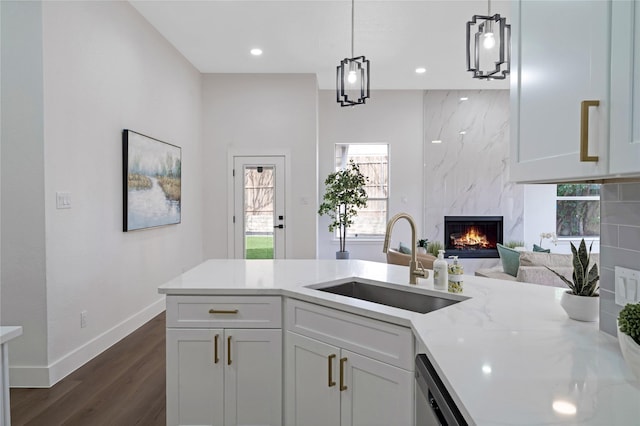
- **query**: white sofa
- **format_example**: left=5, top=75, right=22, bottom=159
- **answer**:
left=475, top=251, right=600, bottom=288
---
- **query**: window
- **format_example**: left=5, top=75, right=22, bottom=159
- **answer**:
left=556, top=184, right=600, bottom=237
left=335, top=143, right=389, bottom=238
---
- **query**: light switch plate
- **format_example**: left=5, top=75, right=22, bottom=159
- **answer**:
left=56, top=191, right=71, bottom=209
left=615, top=266, right=640, bottom=306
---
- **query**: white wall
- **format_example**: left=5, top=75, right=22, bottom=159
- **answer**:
left=201, top=74, right=318, bottom=260
left=318, top=90, right=425, bottom=261
left=2, top=1, right=205, bottom=386
left=1, top=0, right=49, bottom=379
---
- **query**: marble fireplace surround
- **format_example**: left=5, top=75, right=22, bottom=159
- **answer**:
left=423, top=90, right=523, bottom=272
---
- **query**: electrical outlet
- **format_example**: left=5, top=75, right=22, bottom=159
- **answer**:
left=56, top=191, right=72, bottom=209
left=80, top=310, right=87, bottom=328
left=615, top=266, right=640, bottom=306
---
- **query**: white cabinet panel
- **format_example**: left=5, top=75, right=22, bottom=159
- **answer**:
left=166, top=328, right=224, bottom=426
left=224, top=329, right=282, bottom=426
left=510, top=0, right=610, bottom=182
left=340, top=349, right=413, bottom=426
left=610, top=0, right=640, bottom=174
left=285, top=331, right=340, bottom=426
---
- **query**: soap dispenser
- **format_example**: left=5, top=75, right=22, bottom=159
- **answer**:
left=448, top=256, right=464, bottom=293
left=433, top=250, right=448, bottom=290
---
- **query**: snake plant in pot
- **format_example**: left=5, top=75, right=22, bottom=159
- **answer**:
left=618, top=302, right=640, bottom=380
left=318, top=160, right=368, bottom=259
left=546, top=239, right=600, bottom=321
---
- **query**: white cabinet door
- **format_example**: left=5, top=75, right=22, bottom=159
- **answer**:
left=510, top=0, right=610, bottom=182
left=285, top=332, right=341, bottom=426
left=166, top=328, right=224, bottom=426
left=610, top=0, right=640, bottom=174
left=340, top=349, right=413, bottom=426
left=224, top=329, right=282, bottom=426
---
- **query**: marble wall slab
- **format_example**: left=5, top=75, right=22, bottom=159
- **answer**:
left=599, top=182, right=640, bottom=336
left=423, top=90, right=524, bottom=260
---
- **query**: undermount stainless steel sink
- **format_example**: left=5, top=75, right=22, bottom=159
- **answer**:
left=312, top=281, right=461, bottom=314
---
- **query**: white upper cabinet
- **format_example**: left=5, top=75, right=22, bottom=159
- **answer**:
left=510, top=0, right=611, bottom=182
left=610, top=0, right=640, bottom=175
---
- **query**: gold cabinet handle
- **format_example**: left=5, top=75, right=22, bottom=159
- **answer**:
left=328, top=354, right=336, bottom=387
left=227, top=336, right=232, bottom=365
left=208, top=309, right=239, bottom=314
left=339, top=357, right=348, bottom=391
left=580, top=100, right=600, bottom=162
left=214, top=334, right=220, bottom=364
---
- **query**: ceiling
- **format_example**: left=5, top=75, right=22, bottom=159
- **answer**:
left=129, top=0, right=511, bottom=90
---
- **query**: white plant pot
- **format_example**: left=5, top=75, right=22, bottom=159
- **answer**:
left=416, top=247, right=427, bottom=254
left=559, top=291, right=599, bottom=322
left=618, top=328, right=640, bottom=381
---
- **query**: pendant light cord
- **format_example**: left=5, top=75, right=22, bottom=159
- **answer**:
left=487, top=0, right=491, bottom=16
left=351, top=0, right=355, bottom=58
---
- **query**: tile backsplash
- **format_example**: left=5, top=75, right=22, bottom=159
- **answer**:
left=599, top=182, right=640, bottom=336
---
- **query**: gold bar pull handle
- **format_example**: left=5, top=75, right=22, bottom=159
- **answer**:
left=580, top=100, right=600, bottom=162
left=209, top=309, right=239, bottom=314
left=227, top=336, right=232, bottom=365
left=328, top=354, right=336, bottom=387
left=214, top=334, right=220, bottom=364
left=339, top=357, right=348, bottom=391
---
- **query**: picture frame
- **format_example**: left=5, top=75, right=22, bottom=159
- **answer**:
left=123, top=129, right=181, bottom=231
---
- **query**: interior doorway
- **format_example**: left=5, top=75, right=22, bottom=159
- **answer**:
left=232, top=156, right=286, bottom=259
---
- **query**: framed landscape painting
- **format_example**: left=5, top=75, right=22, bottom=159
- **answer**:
left=123, top=130, right=181, bottom=231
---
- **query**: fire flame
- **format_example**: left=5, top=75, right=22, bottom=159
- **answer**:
left=450, top=227, right=491, bottom=249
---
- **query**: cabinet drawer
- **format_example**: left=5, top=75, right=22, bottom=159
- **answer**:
left=167, top=296, right=281, bottom=328
left=285, top=299, right=413, bottom=370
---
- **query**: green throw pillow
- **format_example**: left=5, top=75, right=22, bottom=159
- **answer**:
left=533, top=244, right=551, bottom=253
left=497, top=243, right=520, bottom=277
left=398, top=242, right=412, bottom=255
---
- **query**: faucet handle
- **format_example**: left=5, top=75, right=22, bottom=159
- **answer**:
left=413, top=261, right=429, bottom=279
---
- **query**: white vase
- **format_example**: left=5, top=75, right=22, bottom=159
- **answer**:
left=618, top=328, right=640, bottom=381
left=559, top=291, right=599, bottom=322
left=416, top=247, right=427, bottom=254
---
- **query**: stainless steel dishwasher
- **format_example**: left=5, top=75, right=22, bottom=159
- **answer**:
left=415, top=354, right=468, bottom=426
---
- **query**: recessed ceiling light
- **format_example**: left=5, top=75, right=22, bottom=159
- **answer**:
left=459, top=131, right=467, bottom=135
left=415, top=67, right=427, bottom=74
left=460, top=97, right=469, bottom=101
left=250, top=48, right=263, bottom=56
left=432, top=140, right=442, bottom=144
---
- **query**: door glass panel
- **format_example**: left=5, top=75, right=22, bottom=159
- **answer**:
left=244, top=166, right=274, bottom=259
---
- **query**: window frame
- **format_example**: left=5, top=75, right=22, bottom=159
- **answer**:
left=555, top=184, right=601, bottom=240
left=334, top=143, right=389, bottom=241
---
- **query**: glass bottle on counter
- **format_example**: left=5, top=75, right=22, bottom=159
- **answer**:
left=448, top=256, right=464, bottom=293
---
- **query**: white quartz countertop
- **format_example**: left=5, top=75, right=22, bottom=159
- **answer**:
left=159, top=259, right=640, bottom=425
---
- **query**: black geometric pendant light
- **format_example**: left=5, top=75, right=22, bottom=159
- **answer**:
left=466, top=0, right=511, bottom=80
left=336, top=0, right=370, bottom=106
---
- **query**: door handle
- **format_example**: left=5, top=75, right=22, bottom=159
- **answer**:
left=227, top=336, right=232, bottom=365
left=580, top=100, right=600, bottom=162
left=339, top=357, right=348, bottom=391
left=209, top=309, right=239, bottom=314
left=214, top=334, right=220, bottom=364
left=328, top=354, right=336, bottom=387
left=273, top=224, right=285, bottom=229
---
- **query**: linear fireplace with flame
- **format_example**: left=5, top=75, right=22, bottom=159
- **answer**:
left=444, top=216, right=503, bottom=258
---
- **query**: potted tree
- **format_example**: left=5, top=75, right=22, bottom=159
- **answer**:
left=618, top=302, right=640, bottom=380
left=318, top=160, right=368, bottom=259
left=546, top=239, right=599, bottom=321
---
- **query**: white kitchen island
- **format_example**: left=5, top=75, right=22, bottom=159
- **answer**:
left=159, top=259, right=640, bottom=425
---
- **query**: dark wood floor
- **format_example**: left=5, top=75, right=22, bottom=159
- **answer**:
left=10, top=312, right=166, bottom=426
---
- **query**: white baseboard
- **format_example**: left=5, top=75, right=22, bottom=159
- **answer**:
left=9, top=297, right=166, bottom=388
